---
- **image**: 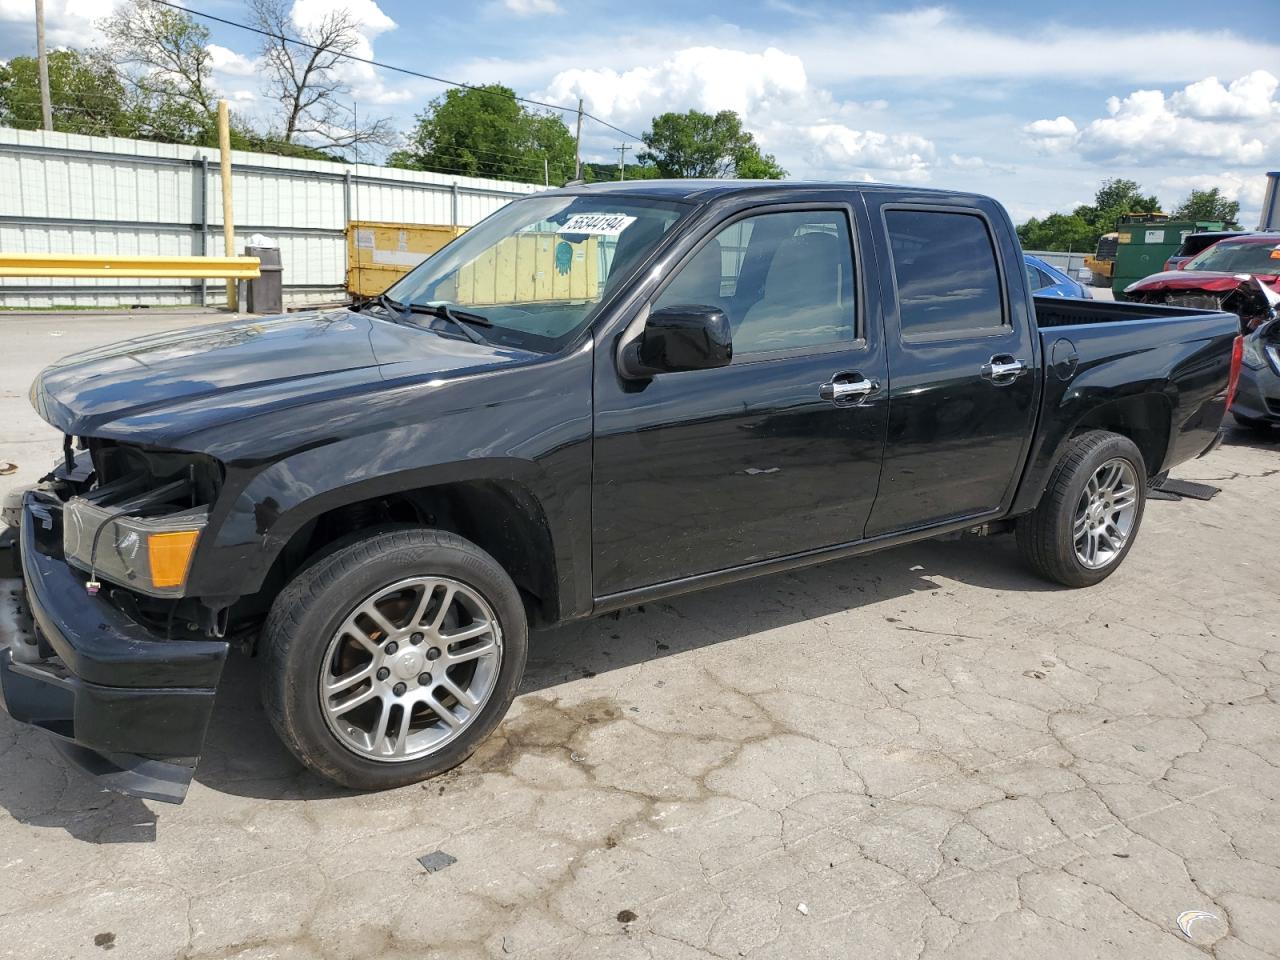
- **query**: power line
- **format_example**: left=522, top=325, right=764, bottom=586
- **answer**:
left=144, top=0, right=645, bottom=143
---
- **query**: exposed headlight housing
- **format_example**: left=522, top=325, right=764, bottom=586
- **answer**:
left=60, top=444, right=221, bottom=598
left=64, top=493, right=207, bottom=597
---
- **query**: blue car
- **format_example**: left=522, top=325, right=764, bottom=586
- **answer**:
left=1025, top=254, right=1092, bottom=299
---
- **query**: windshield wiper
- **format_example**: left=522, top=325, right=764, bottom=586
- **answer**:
left=354, top=296, right=491, bottom=345
left=353, top=293, right=409, bottom=320
left=401, top=303, right=492, bottom=345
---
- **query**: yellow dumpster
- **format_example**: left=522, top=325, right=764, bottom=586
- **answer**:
left=346, top=221, right=465, bottom=298
left=453, top=233, right=600, bottom=306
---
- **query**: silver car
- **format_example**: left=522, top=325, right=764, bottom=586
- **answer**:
left=1233, top=318, right=1280, bottom=435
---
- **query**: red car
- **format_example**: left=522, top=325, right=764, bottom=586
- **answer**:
left=1162, top=230, right=1244, bottom=272
left=1125, top=233, right=1280, bottom=331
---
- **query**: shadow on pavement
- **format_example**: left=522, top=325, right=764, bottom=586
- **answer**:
left=0, top=723, right=158, bottom=843
left=0, top=527, right=1067, bottom=832
left=190, top=533, right=1053, bottom=802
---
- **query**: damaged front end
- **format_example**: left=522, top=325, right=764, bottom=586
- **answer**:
left=0, top=440, right=231, bottom=803
left=1126, top=273, right=1280, bottom=333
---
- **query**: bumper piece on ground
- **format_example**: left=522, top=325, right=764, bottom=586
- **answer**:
left=0, top=492, right=229, bottom=803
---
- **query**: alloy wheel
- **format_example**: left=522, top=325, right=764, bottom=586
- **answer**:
left=1073, top=458, right=1139, bottom=570
left=319, top=576, right=502, bottom=762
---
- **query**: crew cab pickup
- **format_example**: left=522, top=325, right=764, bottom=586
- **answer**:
left=1, top=181, right=1240, bottom=802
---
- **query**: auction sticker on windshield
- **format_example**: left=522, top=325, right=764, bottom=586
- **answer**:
left=557, top=214, right=636, bottom=236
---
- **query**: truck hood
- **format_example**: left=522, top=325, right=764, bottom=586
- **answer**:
left=1126, top=270, right=1280, bottom=294
left=31, top=310, right=540, bottom=445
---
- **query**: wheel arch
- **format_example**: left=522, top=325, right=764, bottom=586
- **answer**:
left=1011, top=391, right=1172, bottom=518
left=1068, top=393, right=1171, bottom=478
left=259, top=477, right=564, bottom=626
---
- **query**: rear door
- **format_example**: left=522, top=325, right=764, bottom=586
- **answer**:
left=591, top=198, right=888, bottom=597
left=863, top=197, right=1040, bottom=537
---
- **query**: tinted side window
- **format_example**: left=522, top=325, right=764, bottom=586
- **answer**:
left=653, top=209, right=856, bottom=356
left=885, top=210, right=1005, bottom=338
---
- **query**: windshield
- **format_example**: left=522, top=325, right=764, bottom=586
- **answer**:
left=384, top=194, right=690, bottom=352
left=1185, top=240, right=1280, bottom=274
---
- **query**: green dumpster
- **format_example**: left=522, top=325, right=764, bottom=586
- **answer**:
left=1113, top=216, right=1228, bottom=297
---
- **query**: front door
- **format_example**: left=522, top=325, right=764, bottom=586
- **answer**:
left=863, top=199, right=1040, bottom=537
left=591, top=202, right=888, bottom=598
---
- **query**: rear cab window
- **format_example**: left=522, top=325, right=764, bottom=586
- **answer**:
left=884, top=208, right=1007, bottom=340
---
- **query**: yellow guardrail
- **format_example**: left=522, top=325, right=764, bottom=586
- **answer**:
left=0, top=253, right=261, bottom=279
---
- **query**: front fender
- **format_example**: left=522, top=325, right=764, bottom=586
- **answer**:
left=183, top=347, right=595, bottom=615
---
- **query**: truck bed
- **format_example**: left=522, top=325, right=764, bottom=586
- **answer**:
left=1034, top=296, right=1221, bottom=328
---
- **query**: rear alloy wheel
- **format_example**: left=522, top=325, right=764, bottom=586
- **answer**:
left=262, top=529, right=527, bottom=791
left=1071, top=458, right=1139, bottom=570
left=1017, top=430, right=1147, bottom=587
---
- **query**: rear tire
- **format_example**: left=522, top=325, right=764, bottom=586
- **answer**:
left=261, top=528, right=527, bottom=791
left=1016, top=431, right=1147, bottom=587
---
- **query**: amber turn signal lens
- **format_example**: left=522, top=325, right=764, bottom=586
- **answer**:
left=147, top=530, right=201, bottom=588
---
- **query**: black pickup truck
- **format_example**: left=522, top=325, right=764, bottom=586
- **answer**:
left=1, top=180, right=1240, bottom=802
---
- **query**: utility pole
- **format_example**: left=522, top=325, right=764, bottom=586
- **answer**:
left=217, top=99, right=238, bottom=312
left=573, top=98, right=583, bottom=180
left=614, top=144, right=629, bottom=181
left=543, top=156, right=549, bottom=187
left=35, top=0, right=53, bottom=131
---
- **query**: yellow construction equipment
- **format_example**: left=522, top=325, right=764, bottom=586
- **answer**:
left=0, top=253, right=260, bottom=279
left=1084, top=233, right=1119, bottom=289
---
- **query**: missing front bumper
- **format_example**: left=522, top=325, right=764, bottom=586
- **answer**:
left=0, top=493, right=229, bottom=804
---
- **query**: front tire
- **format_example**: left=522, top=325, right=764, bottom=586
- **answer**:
left=261, top=528, right=527, bottom=791
left=1016, top=431, right=1147, bottom=587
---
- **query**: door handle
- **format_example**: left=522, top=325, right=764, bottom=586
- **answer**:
left=981, top=356, right=1028, bottom=384
left=820, top=373, right=880, bottom=404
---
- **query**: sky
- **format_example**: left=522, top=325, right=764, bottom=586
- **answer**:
left=3, top=0, right=1279, bottom=225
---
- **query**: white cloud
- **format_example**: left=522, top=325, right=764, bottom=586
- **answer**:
left=290, top=0, right=395, bottom=35
left=1171, top=70, right=1278, bottom=120
left=208, top=44, right=257, bottom=78
left=790, top=8, right=1280, bottom=86
left=502, top=0, right=564, bottom=15
left=803, top=125, right=935, bottom=181
left=947, top=153, right=1014, bottom=175
left=0, top=0, right=122, bottom=53
left=540, top=44, right=937, bottom=182
left=1160, top=172, right=1270, bottom=227
left=543, top=47, right=809, bottom=126
left=1024, top=116, right=1077, bottom=138
left=286, top=0, right=412, bottom=106
left=1026, top=72, right=1279, bottom=166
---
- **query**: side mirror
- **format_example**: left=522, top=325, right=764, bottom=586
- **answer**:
left=619, top=305, right=733, bottom=378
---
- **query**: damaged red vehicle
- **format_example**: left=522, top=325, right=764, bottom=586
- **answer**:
left=1125, top=233, right=1280, bottom=331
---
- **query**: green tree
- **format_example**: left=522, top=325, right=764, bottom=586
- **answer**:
left=0, top=49, right=131, bottom=135
left=1018, top=178, right=1163, bottom=252
left=99, top=0, right=218, bottom=143
left=390, top=84, right=576, bottom=184
left=1089, top=178, right=1161, bottom=233
left=638, top=110, right=785, bottom=179
left=1172, top=187, right=1240, bottom=227
left=1017, top=212, right=1097, bottom=253
left=580, top=160, right=660, bottom=182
